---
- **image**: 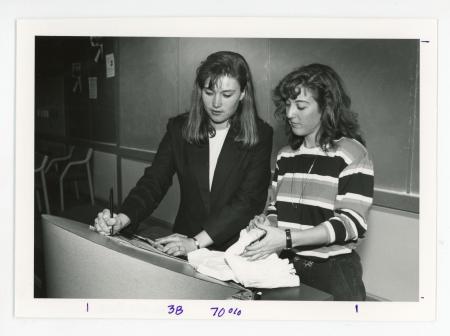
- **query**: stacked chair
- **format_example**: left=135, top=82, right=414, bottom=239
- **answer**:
left=57, top=147, right=94, bottom=212
left=35, top=153, right=50, bottom=214
left=39, top=144, right=95, bottom=213
left=44, top=145, right=75, bottom=175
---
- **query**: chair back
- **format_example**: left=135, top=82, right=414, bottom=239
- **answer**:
left=35, top=153, right=48, bottom=173
left=70, top=147, right=92, bottom=161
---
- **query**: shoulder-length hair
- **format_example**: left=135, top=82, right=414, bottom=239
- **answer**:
left=183, top=51, right=260, bottom=147
left=273, top=63, right=365, bottom=150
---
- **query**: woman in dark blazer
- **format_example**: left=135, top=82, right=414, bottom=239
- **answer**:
left=94, top=51, right=273, bottom=256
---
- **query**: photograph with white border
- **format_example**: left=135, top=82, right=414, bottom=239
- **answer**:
left=15, top=17, right=437, bottom=320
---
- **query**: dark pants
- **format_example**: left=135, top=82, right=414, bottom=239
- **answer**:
left=289, top=251, right=366, bottom=301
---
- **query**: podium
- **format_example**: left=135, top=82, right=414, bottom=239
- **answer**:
left=41, top=215, right=332, bottom=300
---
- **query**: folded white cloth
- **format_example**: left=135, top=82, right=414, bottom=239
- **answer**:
left=225, top=254, right=299, bottom=288
left=187, top=228, right=299, bottom=288
left=225, top=227, right=266, bottom=255
left=187, top=248, right=237, bottom=282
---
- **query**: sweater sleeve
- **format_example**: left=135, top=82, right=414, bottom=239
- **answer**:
left=324, top=150, right=374, bottom=245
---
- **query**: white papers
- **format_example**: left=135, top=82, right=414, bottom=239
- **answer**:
left=105, top=53, right=115, bottom=78
left=188, top=229, right=300, bottom=288
left=88, top=77, right=97, bottom=99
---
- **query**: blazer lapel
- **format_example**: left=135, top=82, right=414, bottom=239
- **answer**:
left=211, top=128, right=247, bottom=198
left=186, top=142, right=210, bottom=213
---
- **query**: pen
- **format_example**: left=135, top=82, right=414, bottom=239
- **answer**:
left=109, top=187, right=114, bottom=235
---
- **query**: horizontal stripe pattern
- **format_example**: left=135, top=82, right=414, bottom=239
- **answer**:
left=277, top=196, right=335, bottom=210
left=268, top=138, right=374, bottom=259
left=277, top=172, right=339, bottom=185
left=323, top=220, right=336, bottom=244
left=275, top=201, right=334, bottom=227
left=336, top=192, right=373, bottom=204
left=278, top=221, right=314, bottom=230
left=339, top=167, right=374, bottom=178
left=296, top=246, right=353, bottom=259
left=338, top=173, right=374, bottom=199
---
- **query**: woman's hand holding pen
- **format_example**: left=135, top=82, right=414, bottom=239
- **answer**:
left=155, top=233, right=197, bottom=257
left=94, top=209, right=130, bottom=235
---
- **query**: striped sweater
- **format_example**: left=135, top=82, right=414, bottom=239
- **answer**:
left=267, top=137, right=374, bottom=259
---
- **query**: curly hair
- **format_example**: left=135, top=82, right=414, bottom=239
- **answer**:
left=183, top=51, right=260, bottom=147
left=273, top=63, right=365, bottom=150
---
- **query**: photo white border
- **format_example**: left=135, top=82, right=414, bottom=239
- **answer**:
left=15, top=17, right=437, bottom=320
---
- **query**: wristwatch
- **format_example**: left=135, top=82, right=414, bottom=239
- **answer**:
left=285, top=229, right=292, bottom=249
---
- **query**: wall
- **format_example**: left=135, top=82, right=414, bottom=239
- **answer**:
left=92, top=151, right=118, bottom=204
left=117, top=37, right=419, bottom=210
left=357, top=207, right=419, bottom=301
left=35, top=37, right=66, bottom=141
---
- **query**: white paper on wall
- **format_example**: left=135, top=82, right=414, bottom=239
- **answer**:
left=105, top=53, right=115, bottom=78
left=88, top=77, right=97, bottom=99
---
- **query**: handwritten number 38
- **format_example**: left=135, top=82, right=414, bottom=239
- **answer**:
left=167, top=305, right=184, bottom=315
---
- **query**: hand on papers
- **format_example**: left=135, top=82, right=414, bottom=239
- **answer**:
left=246, top=213, right=277, bottom=231
left=187, top=227, right=300, bottom=288
left=246, top=213, right=265, bottom=231
left=241, top=223, right=286, bottom=261
left=156, top=233, right=197, bottom=257
left=94, top=209, right=130, bottom=235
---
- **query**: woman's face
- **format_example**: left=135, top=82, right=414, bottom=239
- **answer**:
left=201, top=75, right=245, bottom=129
left=286, top=86, right=322, bottom=147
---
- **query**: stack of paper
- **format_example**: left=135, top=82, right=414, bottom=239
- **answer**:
left=188, top=229, right=299, bottom=288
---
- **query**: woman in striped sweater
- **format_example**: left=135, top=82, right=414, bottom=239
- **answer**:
left=241, top=64, right=374, bottom=301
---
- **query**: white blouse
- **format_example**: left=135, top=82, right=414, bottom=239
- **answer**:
left=209, top=125, right=230, bottom=190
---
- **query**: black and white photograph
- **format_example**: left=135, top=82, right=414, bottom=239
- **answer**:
left=13, top=17, right=437, bottom=322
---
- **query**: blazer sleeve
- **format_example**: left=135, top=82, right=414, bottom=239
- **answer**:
left=119, top=120, right=177, bottom=231
left=202, top=124, right=273, bottom=246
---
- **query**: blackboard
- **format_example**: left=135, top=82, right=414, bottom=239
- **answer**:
left=117, top=37, right=419, bottom=197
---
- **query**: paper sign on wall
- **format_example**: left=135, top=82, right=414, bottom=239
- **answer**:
left=105, top=53, right=115, bottom=78
left=88, top=77, right=97, bottom=99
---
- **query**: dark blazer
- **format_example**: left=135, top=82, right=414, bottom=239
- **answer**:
left=120, top=114, right=273, bottom=250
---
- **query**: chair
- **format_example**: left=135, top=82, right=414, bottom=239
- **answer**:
left=59, top=147, right=95, bottom=212
left=45, top=145, right=75, bottom=174
left=35, top=153, right=50, bottom=214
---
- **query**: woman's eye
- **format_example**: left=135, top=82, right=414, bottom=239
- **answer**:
left=223, top=93, right=232, bottom=98
left=204, top=90, right=214, bottom=96
left=296, top=105, right=306, bottom=110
